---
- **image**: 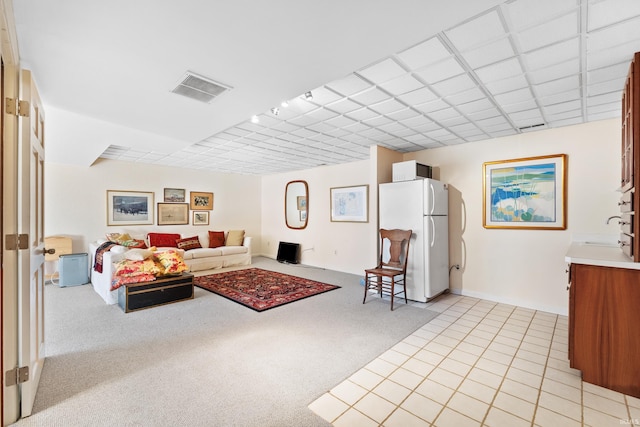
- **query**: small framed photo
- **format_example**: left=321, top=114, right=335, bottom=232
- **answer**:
left=192, top=211, right=210, bottom=226
left=330, top=185, right=369, bottom=223
left=483, top=153, right=567, bottom=230
left=164, top=188, right=185, bottom=202
left=157, top=203, right=189, bottom=225
left=190, top=191, right=213, bottom=210
left=107, top=190, right=154, bottom=226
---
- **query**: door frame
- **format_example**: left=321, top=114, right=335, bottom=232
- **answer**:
left=1, top=0, right=24, bottom=424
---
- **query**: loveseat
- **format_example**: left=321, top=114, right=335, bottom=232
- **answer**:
left=89, top=230, right=251, bottom=305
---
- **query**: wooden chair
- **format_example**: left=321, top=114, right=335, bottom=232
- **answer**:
left=363, top=229, right=412, bottom=311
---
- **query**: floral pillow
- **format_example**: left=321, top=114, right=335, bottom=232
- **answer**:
left=113, top=258, right=162, bottom=277
left=154, top=249, right=189, bottom=275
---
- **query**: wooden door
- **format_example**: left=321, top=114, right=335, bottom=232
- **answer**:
left=17, top=69, right=46, bottom=417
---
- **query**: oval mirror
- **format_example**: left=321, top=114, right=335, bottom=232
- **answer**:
left=285, top=180, right=308, bottom=229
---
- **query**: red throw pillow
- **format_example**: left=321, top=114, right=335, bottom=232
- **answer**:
left=176, top=236, right=202, bottom=251
left=208, top=231, right=225, bottom=248
left=147, top=233, right=181, bottom=247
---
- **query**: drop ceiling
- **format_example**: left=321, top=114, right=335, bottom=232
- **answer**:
left=13, top=0, right=640, bottom=175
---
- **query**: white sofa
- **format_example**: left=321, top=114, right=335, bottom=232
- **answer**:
left=89, top=233, right=251, bottom=305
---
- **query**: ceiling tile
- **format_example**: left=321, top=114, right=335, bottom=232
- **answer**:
left=528, top=58, right=579, bottom=85
left=587, top=39, right=640, bottom=70
left=326, top=98, right=362, bottom=114
left=431, top=73, right=477, bottom=97
left=516, top=12, right=578, bottom=53
left=307, top=87, right=343, bottom=105
left=588, top=17, right=640, bottom=52
left=444, top=87, right=486, bottom=105
left=350, top=87, right=392, bottom=105
left=457, top=98, right=495, bottom=115
left=414, top=57, right=465, bottom=84
left=396, top=37, right=451, bottom=70
left=505, top=0, right=577, bottom=30
left=369, top=98, right=407, bottom=115
left=500, top=99, right=538, bottom=114
left=362, top=115, right=394, bottom=127
left=325, top=115, right=358, bottom=128
left=587, top=79, right=624, bottom=97
left=545, top=109, right=581, bottom=122
left=358, top=58, right=407, bottom=84
left=475, top=57, right=524, bottom=84
left=378, top=74, right=425, bottom=95
left=426, top=107, right=459, bottom=122
left=345, top=107, right=380, bottom=121
left=461, top=38, right=515, bottom=69
left=588, top=0, right=640, bottom=31
left=587, top=92, right=621, bottom=107
left=539, top=88, right=581, bottom=106
left=484, top=74, right=529, bottom=96
left=385, top=108, right=421, bottom=121
left=445, top=10, right=506, bottom=51
left=466, top=107, right=502, bottom=121
left=534, top=75, right=580, bottom=98
left=493, top=87, right=534, bottom=107
left=543, top=99, right=582, bottom=115
left=524, top=37, right=579, bottom=70
left=400, top=114, right=433, bottom=128
left=325, top=74, right=372, bottom=96
left=414, top=99, right=450, bottom=114
left=588, top=62, right=629, bottom=84
left=397, top=87, right=439, bottom=105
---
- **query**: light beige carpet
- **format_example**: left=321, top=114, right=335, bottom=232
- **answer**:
left=11, top=257, right=439, bottom=427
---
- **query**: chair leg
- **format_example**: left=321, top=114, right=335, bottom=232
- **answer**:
left=390, top=279, right=394, bottom=311
left=403, top=280, right=408, bottom=305
left=362, top=273, right=368, bottom=304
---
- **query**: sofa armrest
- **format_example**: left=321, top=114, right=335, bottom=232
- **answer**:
left=243, top=236, right=252, bottom=254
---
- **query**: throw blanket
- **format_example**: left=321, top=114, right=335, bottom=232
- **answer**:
left=93, top=241, right=118, bottom=273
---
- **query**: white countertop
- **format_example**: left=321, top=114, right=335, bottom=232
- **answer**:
left=565, top=242, right=640, bottom=270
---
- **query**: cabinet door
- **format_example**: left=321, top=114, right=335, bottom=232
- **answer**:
left=571, top=264, right=640, bottom=398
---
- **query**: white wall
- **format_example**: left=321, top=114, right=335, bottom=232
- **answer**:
left=260, top=160, right=377, bottom=276
left=45, top=159, right=262, bottom=254
left=404, top=118, right=620, bottom=315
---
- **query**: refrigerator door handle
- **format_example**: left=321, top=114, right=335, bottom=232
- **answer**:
left=429, top=216, right=435, bottom=247
left=428, top=183, right=435, bottom=215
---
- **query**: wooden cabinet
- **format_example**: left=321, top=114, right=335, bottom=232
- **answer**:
left=568, top=263, right=640, bottom=398
left=621, top=52, right=640, bottom=260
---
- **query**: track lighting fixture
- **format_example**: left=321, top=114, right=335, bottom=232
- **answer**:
left=271, top=107, right=280, bottom=116
left=304, top=91, right=313, bottom=100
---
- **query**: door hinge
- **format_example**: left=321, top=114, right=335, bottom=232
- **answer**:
left=5, top=366, right=29, bottom=386
left=5, top=234, right=29, bottom=250
left=5, top=97, right=29, bottom=117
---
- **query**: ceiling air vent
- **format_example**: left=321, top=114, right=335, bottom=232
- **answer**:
left=171, top=71, right=232, bottom=104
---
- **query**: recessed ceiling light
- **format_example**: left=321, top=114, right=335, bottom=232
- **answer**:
left=281, top=101, right=289, bottom=107
left=251, top=115, right=260, bottom=124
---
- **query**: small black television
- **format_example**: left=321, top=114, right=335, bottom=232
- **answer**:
left=277, top=242, right=300, bottom=264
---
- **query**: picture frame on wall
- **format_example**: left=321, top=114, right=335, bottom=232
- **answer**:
left=330, top=185, right=369, bottom=223
left=106, top=190, right=154, bottom=226
left=164, top=188, right=186, bottom=202
left=482, top=153, right=567, bottom=230
left=192, top=211, right=210, bottom=226
left=157, top=203, right=189, bottom=225
left=190, top=191, right=214, bottom=210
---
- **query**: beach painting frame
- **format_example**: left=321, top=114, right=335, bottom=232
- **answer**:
left=483, top=154, right=567, bottom=230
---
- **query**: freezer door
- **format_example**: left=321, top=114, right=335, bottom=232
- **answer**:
left=424, top=215, right=450, bottom=298
left=423, top=178, right=448, bottom=216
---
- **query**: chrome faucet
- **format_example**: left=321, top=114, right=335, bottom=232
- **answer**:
left=606, top=215, right=621, bottom=224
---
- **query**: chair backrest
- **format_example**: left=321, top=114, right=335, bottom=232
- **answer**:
left=379, top=229, right=412, bottom=272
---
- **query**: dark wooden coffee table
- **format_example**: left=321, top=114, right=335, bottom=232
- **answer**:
left=118, top=273, right=194, bottom=313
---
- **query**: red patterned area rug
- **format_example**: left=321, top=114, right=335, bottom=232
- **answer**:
left=194, top=268, right=340, bottom=312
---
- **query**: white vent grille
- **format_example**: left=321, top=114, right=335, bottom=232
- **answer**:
left=171, top=72, right=232, bottom=103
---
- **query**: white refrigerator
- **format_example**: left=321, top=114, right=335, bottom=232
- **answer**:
left=379, top=178, right=449, bottom=302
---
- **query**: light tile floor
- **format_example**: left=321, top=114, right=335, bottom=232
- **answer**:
left=309, top=293, right=640, bottom=426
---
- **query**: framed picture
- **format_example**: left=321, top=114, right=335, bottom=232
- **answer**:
left=483, top=154, right=567, bottom=230
left=157, top=203, right=189, bottom=225
left=107, top=190, right=154, bottom=226
left=330, top=185, right=369, bottom=222
left=299, top=210, right=307, bottom=221
left=297, top=195, right=307, bottom=211
left=192, top=211, right=210, bottom=226
left=164, top=188, right=185, bottom=202
left=190, top=191, right=213, bottom=210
